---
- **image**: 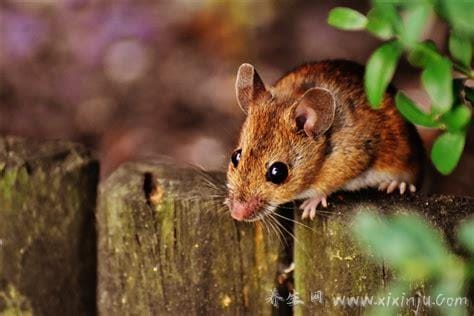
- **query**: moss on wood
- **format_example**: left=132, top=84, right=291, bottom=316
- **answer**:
left=0, top=137, right=99, bottom=315
left=2, top=136, right=472, bottom=315
left=97, top=162, right=281, bottom=315
left=293, top=190, right=474, bottom=315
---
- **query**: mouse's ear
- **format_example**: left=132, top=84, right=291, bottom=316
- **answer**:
left=293, top=87, right=336, bottom=138
left=235, top=63, right=268, bottom=114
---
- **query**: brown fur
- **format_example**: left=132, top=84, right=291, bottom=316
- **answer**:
left=227, top=60, right=424, bottom=211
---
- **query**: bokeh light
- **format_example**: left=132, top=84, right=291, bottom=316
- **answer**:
left=0, top=0, right=471, bottom=196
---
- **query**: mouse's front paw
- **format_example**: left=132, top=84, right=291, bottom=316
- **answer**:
left=378, top=180, right=416, bottom=194
left=300, top=192, right=328, bottom=220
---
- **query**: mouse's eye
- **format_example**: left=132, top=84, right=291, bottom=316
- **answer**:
left=266, top=162, right=288, bottom=184
left=231, top=149, right=242, bottom=167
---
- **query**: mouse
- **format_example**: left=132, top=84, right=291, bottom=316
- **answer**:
left=225, top=60, right=424, bottom=221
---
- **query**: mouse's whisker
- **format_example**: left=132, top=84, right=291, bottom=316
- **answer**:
left=269, top=212, right=312, bottom=256
left=258, top=217, right=271, bottom=236
left=271, top=211, right=318, bottom=233
left=266, top=213, right=287, bottom=247
left=259, top=215, right=274, bottom=238
left=259, top=205, right=283, bottom=243
left=268, top=213, right=301, bottom=247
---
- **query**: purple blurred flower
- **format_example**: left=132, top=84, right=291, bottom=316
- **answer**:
left=0, top=10, right=48, bottom=59
left=64, top=2, right=160, bottom=66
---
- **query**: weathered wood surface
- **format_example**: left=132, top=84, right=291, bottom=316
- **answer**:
left=97, top=162, right=282, bottom=315
left=98, top=162, right=474, bottom=315
left=294, top=191, right=474, bottom=315
left=0, top=137, right=99, bottom=315
left=1, top=137, right=473, bottom=315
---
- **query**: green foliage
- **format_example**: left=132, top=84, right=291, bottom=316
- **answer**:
left=395, top=93, right=438, bottom=127
left=327, top=8, right=367, bottom=30
left=438, top=0, right=474, bottom=36
left=354, top=213, right=447, bottom=278
left=431, top=131, right=466, bottom=175
left=421, top=58, right=453, bottom=114
left=364, top=41, right=402, bottom=107
left=353, top=211, right=472, bottom=316
left=365, top=8, right=393, bottom=40
left=458, top=220, right=474, bottom=254
left=328, top=0, right=473, bottom=175
left=400, top=4, right=430, bottom=46
left=337, top=7, right=473, bottom=316
left=407, top=41, right=439, bottom=68
left=449, top=33, right=472, bottom=69
left=441, top=104, right=472, bottom=132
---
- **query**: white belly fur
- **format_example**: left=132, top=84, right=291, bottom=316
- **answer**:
left=342, top=169, right=411, bottom=191
left=294, top=169, right=412, bottom=200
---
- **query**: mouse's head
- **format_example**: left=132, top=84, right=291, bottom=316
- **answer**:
left=226, top=63, right=336, bottom=221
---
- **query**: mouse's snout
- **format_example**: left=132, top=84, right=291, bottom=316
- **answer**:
left=229, top=197, right=263, bottom=221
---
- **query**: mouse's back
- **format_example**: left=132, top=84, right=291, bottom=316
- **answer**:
left=227, top=60, right=424, bottom=221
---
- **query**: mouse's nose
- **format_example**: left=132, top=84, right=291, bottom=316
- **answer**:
left=230, top=197, right=262, bottom=221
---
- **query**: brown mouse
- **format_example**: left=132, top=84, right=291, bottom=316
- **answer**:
left=226, top=60, right=424, bottom=221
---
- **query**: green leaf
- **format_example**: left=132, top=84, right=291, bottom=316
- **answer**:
left=364, top=41, right=403, bottom=108
left=430, top=257, right=466, bottom=316
left=437, top=0, right=474, bottom=37
left=395, top=92, right=439, bottom=127
left=458, top=218, right=474, bottom=254
left=431, top=131, right=466, bottom=175
left=449, top=32, right=472, bottom=68
left=371, top=2, right=403, bottom=34
left=353, top=213, right=417, bottom=266
left=407, top=41, right=441, bottom=68
left=352, top=212, right=387, bottom=253
left=400, top=4, right=431, bottom=46
left=328, top=7, right=367, bottom=30
left=353, top=212, right=447, bottom=279
left=366, top=8, right=394, bottom=39
left=440, top=104, right=472, bottom=132
left=390, top=215, right=447, bottom=275
left=421, top=58, right=453, bottom=114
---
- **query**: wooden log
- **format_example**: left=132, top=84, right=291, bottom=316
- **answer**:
left=97, top=162, right=282, bottom=315
left=2, top=137, right=472, bottom=315
left=0, top=137, right=99, bottom=315
left=293, top=191, right=474, bottom=315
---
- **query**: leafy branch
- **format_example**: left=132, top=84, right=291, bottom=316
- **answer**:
left=328, top=0, right=473, bottom=174
left=353, top=211, right=474, bottom=316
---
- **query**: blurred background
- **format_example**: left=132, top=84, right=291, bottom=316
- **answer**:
left=0, top=0, right=472, bottom=194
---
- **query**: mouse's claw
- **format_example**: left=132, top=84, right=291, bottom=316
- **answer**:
left=378, top=180, right=416, bottom=195
left=300, top=194, right=327, bottom=220
left=378, top=182, right=389, bottom=191
left=386, top=180, right=398, bottom=193
left=399, top=182, right=407, bottom=194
